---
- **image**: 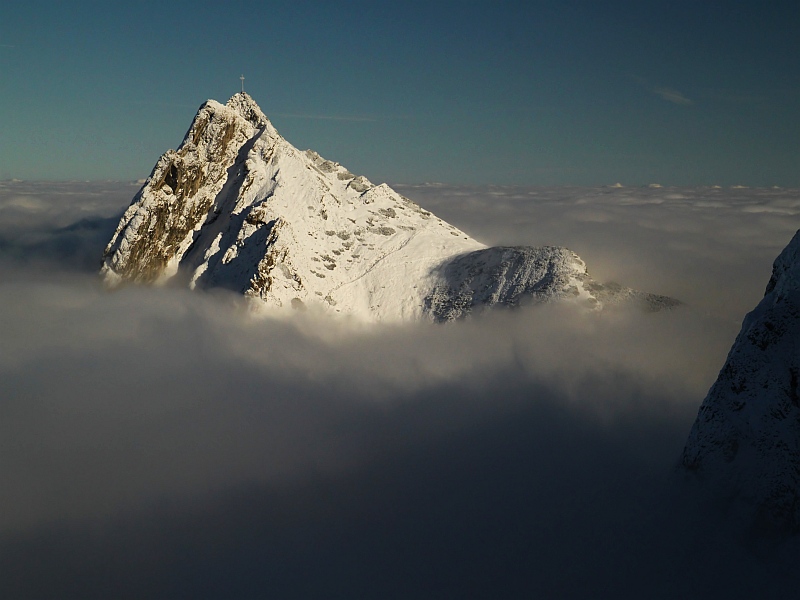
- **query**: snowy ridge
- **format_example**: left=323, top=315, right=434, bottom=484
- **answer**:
left=425, top=246, right=678, bottom=321
left=102, top=93, right=677, bottom=322
left=682, top=229, right=800, bottom=534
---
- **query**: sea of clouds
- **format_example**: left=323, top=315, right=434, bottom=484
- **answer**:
left=0, top=180, right=798, bottom=598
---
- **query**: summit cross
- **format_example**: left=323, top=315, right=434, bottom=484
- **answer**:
left=240, top=75, right=245, bottom=93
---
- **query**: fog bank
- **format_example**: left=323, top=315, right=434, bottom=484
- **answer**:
left=1, top=181, right=798, bottom=597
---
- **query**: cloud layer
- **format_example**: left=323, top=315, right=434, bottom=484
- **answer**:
left=1, top=181, right=798, bottom=597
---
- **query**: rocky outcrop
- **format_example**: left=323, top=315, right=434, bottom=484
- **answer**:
left=103, top=97, right=269, bottom=284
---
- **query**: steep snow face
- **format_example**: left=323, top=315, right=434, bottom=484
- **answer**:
left=102, top=93, right=677, bottom=322
left=682, top=230, right=800, bottom=534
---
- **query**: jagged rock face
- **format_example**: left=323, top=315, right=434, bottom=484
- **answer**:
left=103, top=97, right=269, bottom=283
left=103, top=93, right=678, bottom=322
left=681, top=230, right=800, bottom=534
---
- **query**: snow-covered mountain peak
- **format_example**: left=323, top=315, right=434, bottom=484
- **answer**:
left=102, top=94, right=678, bottom=321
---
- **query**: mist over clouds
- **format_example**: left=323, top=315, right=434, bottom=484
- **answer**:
left=400, top=183, right=799, bottom=321
left=0, top=180, right=133, bottom=274
left=1, top=181, right=798, bottom=597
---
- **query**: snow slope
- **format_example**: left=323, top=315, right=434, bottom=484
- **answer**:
left=102, top=93, right=677, bottom=322
left=682, top=230, right=800, bottom=534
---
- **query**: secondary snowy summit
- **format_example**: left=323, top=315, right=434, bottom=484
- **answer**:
left=682, top=230, right=800, bottom=535
left=102, top=93, right=676, bottom=321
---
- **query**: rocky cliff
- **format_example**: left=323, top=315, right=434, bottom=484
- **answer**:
left=682, top=230, right=800, bottom=534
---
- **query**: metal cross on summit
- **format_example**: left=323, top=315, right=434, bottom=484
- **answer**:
left=240, top=74, right=245, bottom=93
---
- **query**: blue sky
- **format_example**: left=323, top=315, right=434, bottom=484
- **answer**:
left=1, top=0, right=798, bottom=185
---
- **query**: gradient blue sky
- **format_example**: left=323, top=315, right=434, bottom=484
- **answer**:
left=1, top=0, right=798, bottom=185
